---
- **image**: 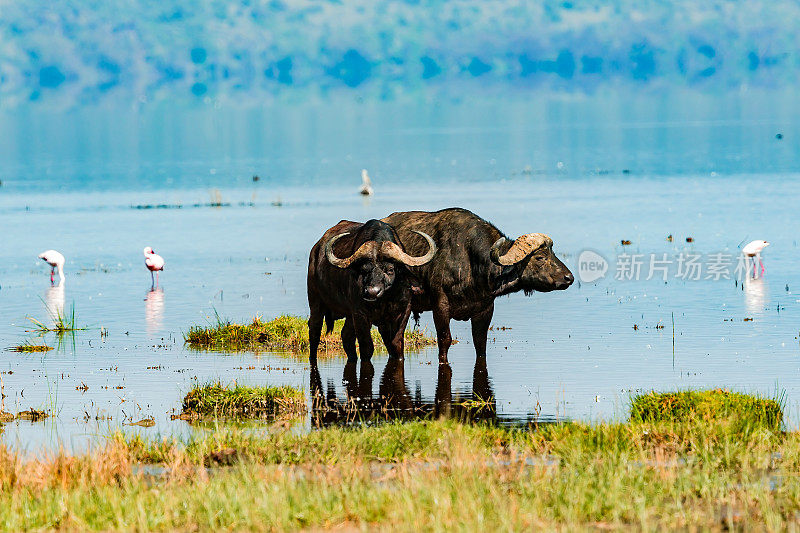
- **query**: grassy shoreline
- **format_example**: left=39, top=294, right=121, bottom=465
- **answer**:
left=185, top=314, right=438, bottom=354
left=0, top=390, right=795, bottom=530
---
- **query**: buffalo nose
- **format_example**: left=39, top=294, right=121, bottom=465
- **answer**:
left=365, top=286, right=382, bottom=299
left=555, top=272, right=574, bottom=289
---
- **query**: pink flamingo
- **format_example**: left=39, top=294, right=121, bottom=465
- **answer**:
left=742, top=240, right=769, bottom=278
left=38, top=250, right=65, bottom=284
left=143, top=247, right=165, bottom=287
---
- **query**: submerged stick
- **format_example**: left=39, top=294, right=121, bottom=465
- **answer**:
left=672, top=311, right=675, bottom=368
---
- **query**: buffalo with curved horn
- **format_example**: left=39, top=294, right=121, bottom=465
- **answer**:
left=382, top=208, right=573, bottom=364
left=307, top=219, right=436, bottom=364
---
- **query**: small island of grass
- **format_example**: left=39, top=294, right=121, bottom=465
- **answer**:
left=181, top=382, right=306, bottom=419
left=630, top=388, right=783, bottom=431
left=185, top=314, right=438, bottom=354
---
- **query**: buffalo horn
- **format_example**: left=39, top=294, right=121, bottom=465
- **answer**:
left=380, top=231, right=437, bottom=267
left=325, top=233, right=378, bottom=268
left=490, top=233, right=551, bottom=266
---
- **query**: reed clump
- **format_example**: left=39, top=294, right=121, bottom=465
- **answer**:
left=26, top=304, right=86, bottom=335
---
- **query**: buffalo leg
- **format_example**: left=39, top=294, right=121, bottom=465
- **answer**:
left=432, top=294, right=452, bottom=364
left=308, top=308, right=324, bottom=366
left=353, top=314, right=374, bottom=362
left=341, top=317, right=358, bottom=363
left=470, top=303, right=494, bottom=358
left=378, top=303, right=413, bottom=359
left=378, top=324, right=401, bottom=359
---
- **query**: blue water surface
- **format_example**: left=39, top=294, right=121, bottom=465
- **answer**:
left=0, top=88, right=799, bottom=454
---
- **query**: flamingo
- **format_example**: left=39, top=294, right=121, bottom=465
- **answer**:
left=742, top=240, right=769, bottom=278
left=359, top=169, right=373, bottom=196
left=143, top=247, right=165, bottom=287
left=38, top=250, right=65, bottom=284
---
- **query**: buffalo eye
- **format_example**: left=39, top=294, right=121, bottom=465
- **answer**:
left=384, top=264, right=395, bottom=275
left=360, top=263, right=373, bottom=273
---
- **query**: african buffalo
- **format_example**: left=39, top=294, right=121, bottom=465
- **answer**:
left=307, top=219, right=436, bottom=364
left=382, top=208, right=573, bottom=363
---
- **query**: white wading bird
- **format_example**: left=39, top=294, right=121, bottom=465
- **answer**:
left=38, top=250, right=65, bottom=284
left=359, top=169, right=373, bottom=196
left=143, top=247, right=165, bottom=287
left=742, top=240, right=769, bottom=278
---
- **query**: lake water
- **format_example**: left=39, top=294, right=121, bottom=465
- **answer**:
left=2, top=88, right=800, bottom=454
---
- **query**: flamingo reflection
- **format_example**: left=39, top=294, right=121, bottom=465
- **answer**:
left=44, top=279, right=65, bottom=326
left=743, top=277, right=768, bottom=315
left=144, top=287, right=165, bottom=334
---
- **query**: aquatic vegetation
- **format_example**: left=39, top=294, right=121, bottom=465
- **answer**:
left=15, top=408, right=49, bottom=422
left=26, top=304, right=86, bottom=335
left=124, top=417, right=155, bottom=428
left=182, top=382, right=306, bottom=419
left=131, top=201, right=252, bottom=209
left=457, top=395, right=495, bottom=412
left=0, top=376, right=9, bottom=423
left=630, top=388, right=784, bottom=432
left=185, top=313, right=437, bottom=354
left=6, top=342, right=53, bottom=353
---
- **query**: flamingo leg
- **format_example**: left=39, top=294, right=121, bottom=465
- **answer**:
left=150, top=270, right=155, bottom=288
left=156, top=271, right=160, bottom=288
left=759, top=253, right=765, bottom=275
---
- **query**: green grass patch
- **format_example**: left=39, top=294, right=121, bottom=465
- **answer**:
left=182, top=381, right=306, bottom=419
left=630, top=388, right=784, bottom=432
left=185, top=313, right=437, bottom=354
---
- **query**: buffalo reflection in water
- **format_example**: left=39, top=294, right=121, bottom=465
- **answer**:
left=309, top=357, right=497, bottom=426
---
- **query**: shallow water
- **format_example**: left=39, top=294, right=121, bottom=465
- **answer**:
left=2, top=89, right=800, bottom=454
